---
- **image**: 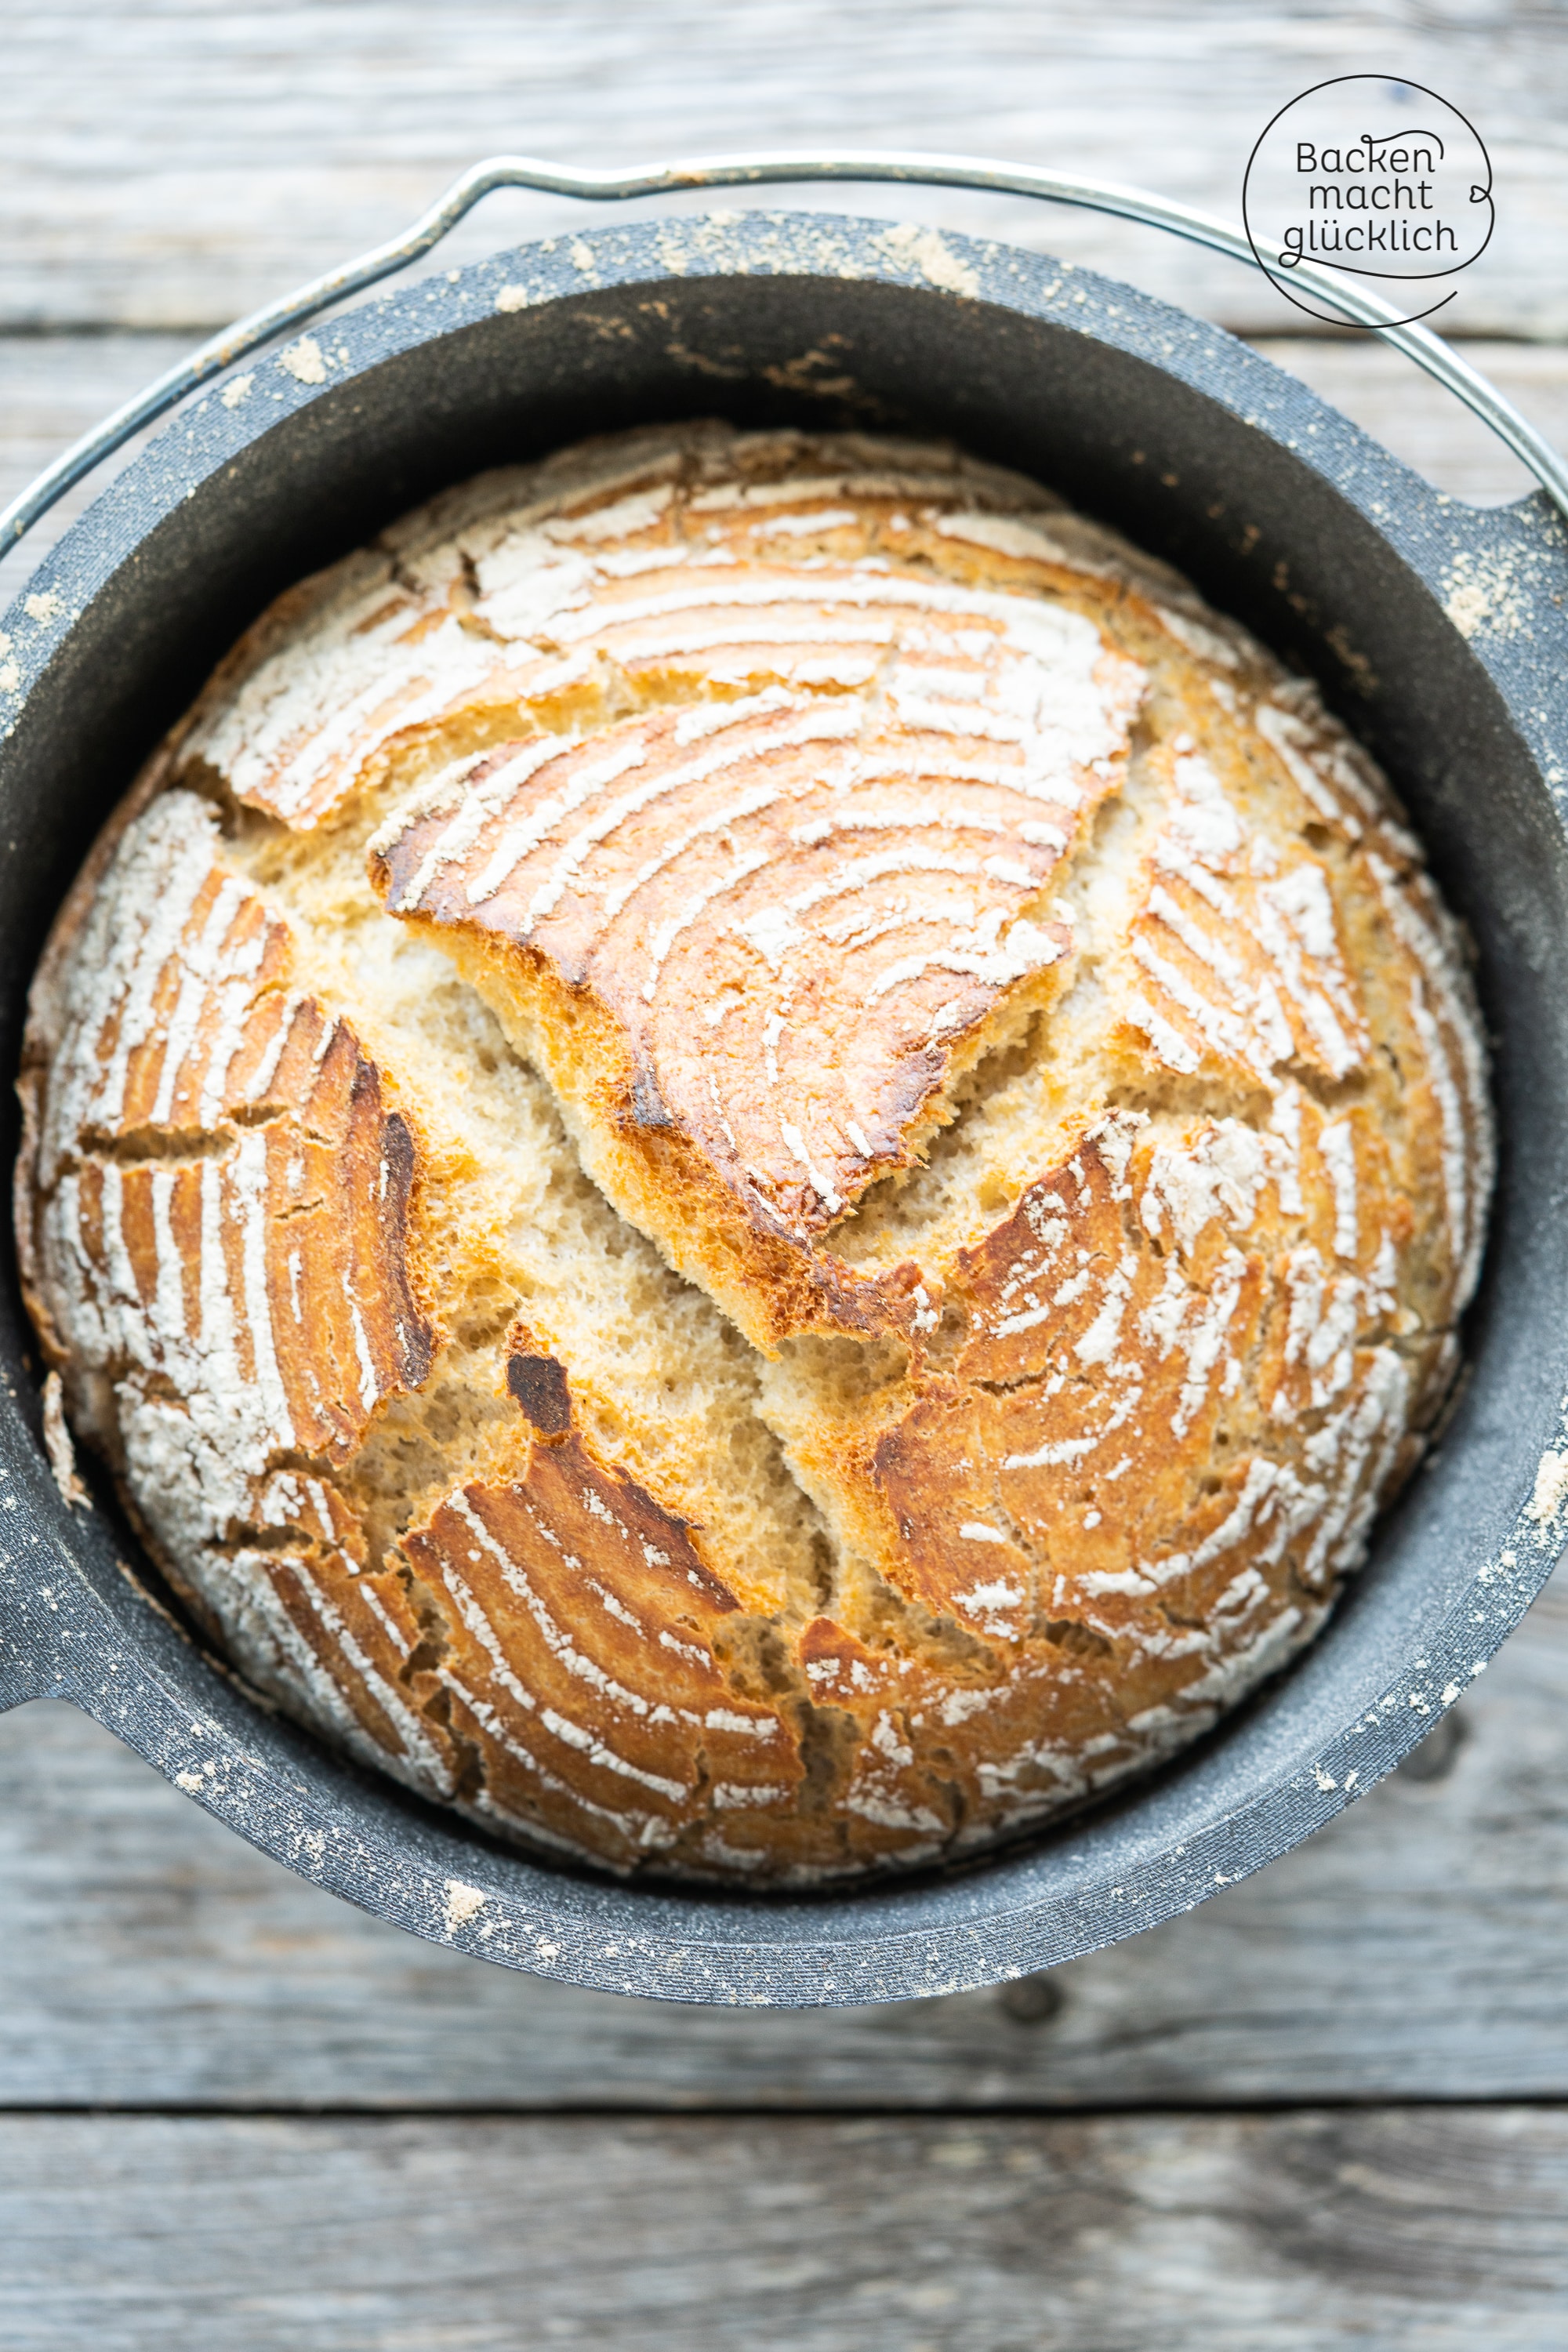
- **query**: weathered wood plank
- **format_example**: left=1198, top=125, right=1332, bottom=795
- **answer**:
left=1, top=2, right=1563, bottom=336
left=0, top=332, right=193, bottom=591
left=1, top=2108, right=1566, bottom=2350
left=3, top=31, right=1563, bottom=2336
left=1, top=1559, right=1563, bottom=2107
left=3, top=332, right=1564, bottom=611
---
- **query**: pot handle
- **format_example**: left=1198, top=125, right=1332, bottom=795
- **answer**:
left=1411, top=477, right=1568, bottom=644
left=3, top=152, right=1566, bottom=558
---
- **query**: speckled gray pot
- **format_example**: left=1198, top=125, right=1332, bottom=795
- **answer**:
left=2, top=212, right=1566, bottom=2005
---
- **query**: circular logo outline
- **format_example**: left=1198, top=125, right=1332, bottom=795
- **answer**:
left=1242, top=74, right=1494, bottom=329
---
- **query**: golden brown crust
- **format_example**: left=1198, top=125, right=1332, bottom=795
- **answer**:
left=16, top=790, right=445, bottom=1789
left=365, top=520, right=1142, bottom=1348
left=798, top=1110, right=1418, bottom=1650
left=16, top=423, right=1493, bottom=1883
left=401, top=1427, right=809, bottom=1874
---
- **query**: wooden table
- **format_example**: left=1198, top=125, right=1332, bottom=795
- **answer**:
left=5, top=8, right=1568, bottom=2344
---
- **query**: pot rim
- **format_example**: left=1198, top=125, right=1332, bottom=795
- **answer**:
left=3, top=209, right=1566, bottom=2005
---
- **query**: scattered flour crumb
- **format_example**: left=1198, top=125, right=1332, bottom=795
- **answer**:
left=874, top=223, right=981, bottom=299
left=279, top=337, right=327, bottom=387
left=443, top=1878, right=487, bottom=1931
left=1529, top=1446, right=1568, bottom=1523
left=1443, top=545, right=1530, bottom=641
left=42, top=1371, right=86, bottom=1507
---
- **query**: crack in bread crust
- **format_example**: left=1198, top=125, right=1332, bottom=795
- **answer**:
left=16, top=421, right=1494, bottom=1884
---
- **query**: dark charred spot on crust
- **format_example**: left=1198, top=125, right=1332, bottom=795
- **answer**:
left=365, top=829, right=408, bottom=904
left=419, top=1682, right=485, bottom=1801
left=801, top=1249, right=926, bottom=1344
left=627, top=1061, right=674, bottom=1129
left=379, top=1102, right=416, bottom=1193
left=869, top=1414, right=934, bottom=1498
left=880, top=1042, right=954, bottom=1152
left=347, top=1051, right=381, bottom=1118
left=378, top=1109, right=436, bottom=1388
left=506, top=1348, right=572, bottom=1436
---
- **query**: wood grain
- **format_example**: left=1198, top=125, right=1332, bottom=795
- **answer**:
left=2, top=1558, right=1563, bottom=2108
left=0, top=333, right=191, bottom=594
left=5, top=93, right=1568, bottom=2332
left=2, top=2108, right=1566, bottom=2350
left=0, top=1, right=1563, bottom=336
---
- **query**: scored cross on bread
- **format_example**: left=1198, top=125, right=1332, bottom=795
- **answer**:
left=368, top=606, right=1141, bottom=1347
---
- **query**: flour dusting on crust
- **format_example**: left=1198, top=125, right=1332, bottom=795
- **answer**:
left=16, top=423, right=1493, bottom=1883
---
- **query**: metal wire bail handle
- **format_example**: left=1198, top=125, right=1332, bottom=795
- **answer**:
left=5, top=149, right=1567, bottom=554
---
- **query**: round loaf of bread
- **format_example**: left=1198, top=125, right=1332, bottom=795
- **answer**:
left=16, top=423, right=1492, bottom=1882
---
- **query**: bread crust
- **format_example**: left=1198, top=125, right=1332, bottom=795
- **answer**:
left=16, top=423, right=1493, bottom=1882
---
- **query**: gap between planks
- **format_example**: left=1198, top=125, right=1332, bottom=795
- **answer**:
left=0, top=1556, right=1564, bottom=2111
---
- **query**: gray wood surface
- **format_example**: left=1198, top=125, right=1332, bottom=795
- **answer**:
left=7, top=13, right=1568, bottom=2339
left=3, top=2109, right=1568, bottom=2352
left=2, top=1, right=1564, bottom=337
left=2, top=1555, right=1565, bottom=2107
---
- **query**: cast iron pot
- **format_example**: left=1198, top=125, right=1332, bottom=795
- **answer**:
left=2, top=207, right=1566, bottom=2006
